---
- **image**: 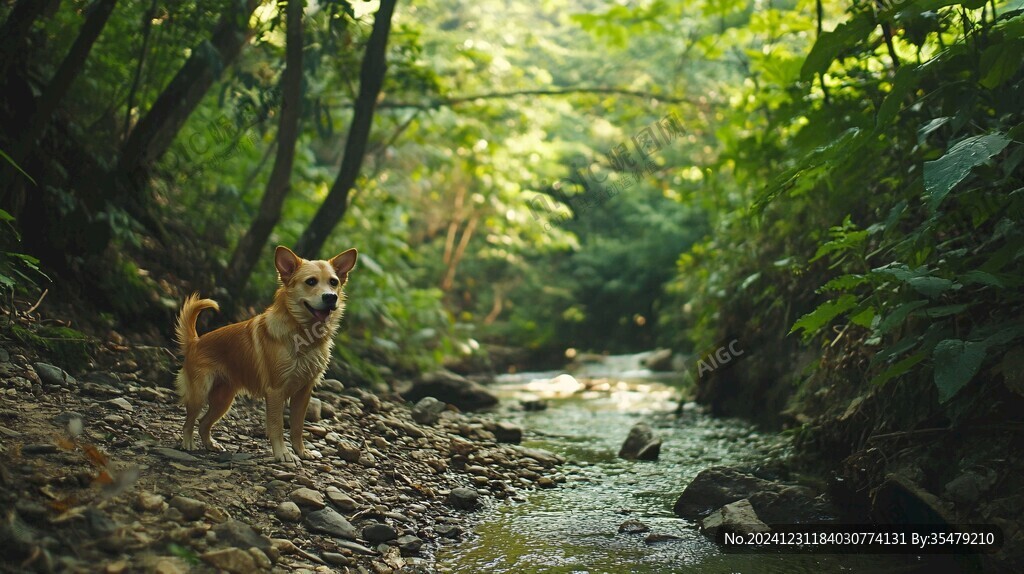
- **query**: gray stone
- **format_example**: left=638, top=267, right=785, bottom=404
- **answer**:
left=448, top=487, right=479, bottom=511
left=410, top=397, right=448, bottom=425
left=701, top=499, right=770, bottom=538
left=435, top=524, right=461, bottom=538
left=642, top=349, right=675, bottom=372
left=618, top=422, right=661, bottom=461
left=304, top=507, right=358, bottom=540
left=488, top=421, right=523, bottom=444
left=326, top=488, right=358, bottom=512
left=304, top=398, right=322, bottom=423
left=403, top=370, right=499, bottom=411
left=106, top=397, right=133, bottom=412
left=213, top=520, right=273, bottom=553
left=33, top=363, right=75, bottom=388
left=201, top=548, right=261, bottom=573
left=152, top=448, right=200, bottom=463
left=276, top=501, right=302, bottom=522
left=396, top=535, right=423, bottom=554
left=334, top=539, right=375, bottom=555
left=168, top=496, right=206, bottom=521
left=337, top=442, right=361, bottom=463
left=362, top=522, right=397, bottom=544
left=289, top=488, right=325, bottom=509
left=322, top=552, right=353, bottom=566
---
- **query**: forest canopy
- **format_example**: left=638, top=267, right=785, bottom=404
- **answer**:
left=1, top=0, right=1022, bottom=412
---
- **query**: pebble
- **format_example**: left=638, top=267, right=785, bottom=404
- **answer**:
left=325, top=487, right=358, bottom=512
left=362, top=522, right=398, bottom=544
left=168, top=495, right=207, bottom=521
left=618, top=519, right=651, bottom=534
left=305, top=397, right=323, bottom=422
left=135, top=492, right=166, bottom=513
left=435, top=524, right=461, bottom=538
left=33, top=363, right=76, bottom=388
left=396, top=535, right=423, bottom=554
left=337, top=442, right=361, bottom=462
left=448, top=487, right=479, bottom=511
left=322, top=552, right=354, bottom=566
left=276, top=501, right=302, bottom=522
left=304, top=507, right=359, bottom=540
left=289, top=487, right=326, bottom=509
left=410, top=397, right=447, bottom=425
left=201, top=547, right=260, bottom=573
left=106, top=397, right=133, bottom=412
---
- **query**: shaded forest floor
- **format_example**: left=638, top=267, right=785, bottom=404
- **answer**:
left=0, top=337, right=564, bottom=573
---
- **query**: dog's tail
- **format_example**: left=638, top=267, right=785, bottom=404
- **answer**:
left=175, top=293, right=219, bottom=358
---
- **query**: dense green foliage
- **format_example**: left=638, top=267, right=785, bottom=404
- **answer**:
left=1, top=0, right=1021, bottom=406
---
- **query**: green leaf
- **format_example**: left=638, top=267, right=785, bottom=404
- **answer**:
left=790, top=294, right=858, bottom=337
left=871, top=351, right=926, bottom=386
left=933, top=339, right=988, bottom=402
left=819, top=274, right=868, bottom=292
left=924, top=133, right=1011, bottom=211
left=907, top=276, right=955, bottom=297
left=0, top=149, right=36, bottom=186
left=876, top=64, right=919, bottom=128
left=850, top=306, right=876, bottom=327
left=800, top=13, right=876, bottom=82
left=961, top=270, right=1004, bottom=288
left=979, top=39, right=1024, bottom=88
left=922, top=303, right=970, bottom=318
left=0, top=209, right=13, bottom=223
left=877, top=300, right=929, bottom=334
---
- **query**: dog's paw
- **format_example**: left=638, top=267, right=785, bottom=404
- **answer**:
left=204, top=440, right=225, bottom=452
left=295, top=449, right=315, bottom=461
left=181, top=437, right=195, bottom=451
left=273, top=451, right=302, bottom=464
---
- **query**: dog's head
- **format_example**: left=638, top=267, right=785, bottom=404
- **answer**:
left=274, top=246, right=358, bottom=325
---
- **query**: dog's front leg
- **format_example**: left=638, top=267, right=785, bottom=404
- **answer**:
left=289, top=383, right=315, bottom=460
left=265, top=392, right=296, bottom=463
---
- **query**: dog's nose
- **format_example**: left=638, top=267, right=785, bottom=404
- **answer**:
left=322, top=293, right=338, bottom=306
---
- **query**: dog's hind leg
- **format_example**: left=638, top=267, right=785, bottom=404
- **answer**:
left=289, top=383, right=315, bottom=460
left=198, top=377, right=235, bottom=451
left=178, top=370, right=209, bottom=451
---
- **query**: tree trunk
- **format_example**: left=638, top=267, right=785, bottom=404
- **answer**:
left=0, top=0, right=61, bottom=76
left=292, top=0, right=397, bottom=259
left=223, top=0, right=305, bottom=290
left=13, top=0, right=119, bottom=161
left=117, top=0, right=258, bottom=185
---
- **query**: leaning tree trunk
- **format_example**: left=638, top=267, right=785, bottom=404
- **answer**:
left=223, top=0, right=305, bottom=291
left=292, top=0, right=397, bottom=259
left=13, top=0, right=119, bottom=162
left=117, top=0, right=259, bottom=186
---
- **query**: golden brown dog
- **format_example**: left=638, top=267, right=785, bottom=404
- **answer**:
left=174, top=245, right=357, bottom=462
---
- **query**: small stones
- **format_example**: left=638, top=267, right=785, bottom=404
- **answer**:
left=322, top=552, right=354, bottom=566
left=487, top=421, right=523, bottom=444
left=618, top=519, right=651, bottom=534
left=434, top=524, right=461, bottom=538
left=411, top=397, right=447, bottom=425
left=168, top=496, right=207, bottom=521
left=276, top=501, right=302, bottom=522
left=362, top=522, right=398, bottom=544
left=448, top=487, right=480, bottom=511
left=289, top=488, right=326, bottom=510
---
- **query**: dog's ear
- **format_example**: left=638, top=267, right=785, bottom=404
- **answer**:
left=275, top=246, right=302, bottom=283
left=330, top=248, right=358, bottom=277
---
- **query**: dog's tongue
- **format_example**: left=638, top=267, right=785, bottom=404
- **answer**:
left=313, top=308, right=331, bottom=322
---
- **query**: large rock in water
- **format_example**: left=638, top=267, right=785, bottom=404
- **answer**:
left=618, top=422, right=662, bottom=461
left=674, top=466, right=832, bottom=524
left=402, top=370, right=498, bottom=411
left=700, top=499, right=771, bottom=538
left=641, top=349, right=675, bottom=372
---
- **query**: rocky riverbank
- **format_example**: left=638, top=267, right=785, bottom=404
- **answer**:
left=0, top=346, right=564, bottom=573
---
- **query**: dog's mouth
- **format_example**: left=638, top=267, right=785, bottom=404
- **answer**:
left=303, top=302, right=334, bottom=322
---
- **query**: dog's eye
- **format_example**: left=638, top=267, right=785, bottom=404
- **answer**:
left=329, top=278, right=339, bottom=287
left=305, top=278, right=317, bottom=286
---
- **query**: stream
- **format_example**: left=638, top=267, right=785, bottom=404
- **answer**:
left=435, top=355, right=945, bottom=574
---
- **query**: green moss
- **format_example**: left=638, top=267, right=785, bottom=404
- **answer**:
left=8, top=323, right=93, bottom=372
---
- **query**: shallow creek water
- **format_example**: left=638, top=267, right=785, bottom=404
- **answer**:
left=435, top=361, right=948, bottom=574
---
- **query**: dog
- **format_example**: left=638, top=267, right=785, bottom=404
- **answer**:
left=174, top=245, right=357, bottom=462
